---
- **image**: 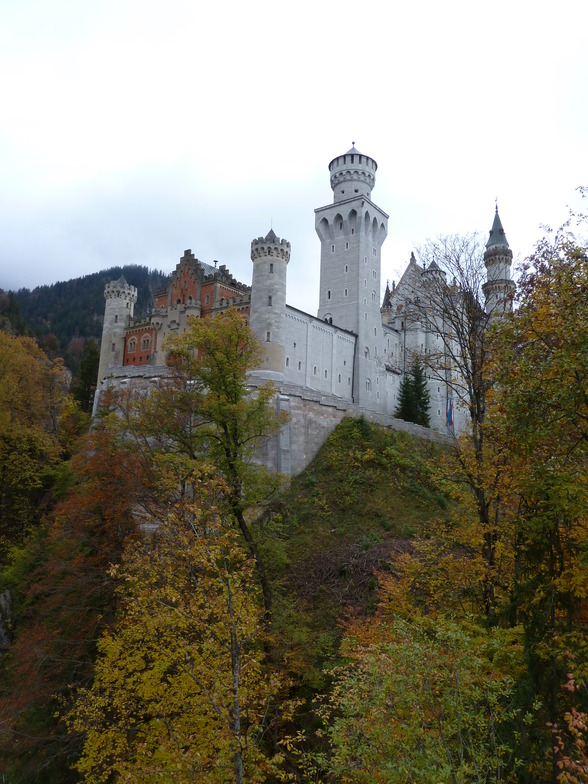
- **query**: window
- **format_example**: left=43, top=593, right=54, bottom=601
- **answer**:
left=372, top=248, right=377, bottom=256
left=372, top=270, right=376, bottom=278
left=141, top=335, right=150, bottom=351
left=331, top=244, right=335, bottom=253
left=327, top=290, right=331, bottom=300
left=266, top=331, right=271, bottom=342
left=114, top=315, right=118, bottom=323
left=351, top=228, right=355, bottom=234
left=339, top=221, right=343, bottom=229
left=324, top=370, right=328, bottom=378
left=313, top=366, right=317, bottom=375
left=298, top=361, right=302, bottom=370
left=345, top=241, right=349, bottom=250
left=111, top=343, right=115, bottom=351
left=128, top=339, right=136, bottom=353
left=285, top=357, right=290, bottom=367
left=269, top=263, right=274, bottom=273
left=345, top=264, right=348, bottom=272
left=268, top=295, right=272, bottom=306
left=205, top=294, right=209, bottom=304
left=366, top=379, right=372, bottom=391
left=338, top=374, right=341, bottom=382
left=344, top=288, right=348, bottom=297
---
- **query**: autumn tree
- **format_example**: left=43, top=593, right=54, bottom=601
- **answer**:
left=311, top=561, right=523, bottom=784
left=70, top=465, right=291, bottom=784
left=394, top=358, right=430, bottom=427
left=408, top=233, right=515, bottom=619
left=0, top=426, right=146, bottom=783
left=108, top=309, right=286, bottom=613
left=489, top=216, right=588, bottom=775
left=0, top=332, right=68, bottom=548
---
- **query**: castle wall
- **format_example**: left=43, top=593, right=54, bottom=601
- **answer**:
left=282, top=307, right=356, bottom=401
left=251, top=379, right=449, bottom=476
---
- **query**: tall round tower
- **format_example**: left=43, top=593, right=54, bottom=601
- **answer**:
left=482, top=208, right=515, bottom=317
left=97, top=275, right=138, bottom=384
left=328, top=145, right=377, bottom=203
left=249, top=229, right=290, bottom=380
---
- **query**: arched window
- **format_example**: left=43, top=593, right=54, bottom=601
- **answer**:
left=128, top=338, right=137, bottom=353
left=141, top=335, right=151, bottom=351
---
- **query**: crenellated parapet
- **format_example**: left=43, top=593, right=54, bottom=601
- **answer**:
left=329, top=145, right=377, bottom=203
left=250, top=230, right=291, bottom=262
left=104, top=276, right=138, bottom=305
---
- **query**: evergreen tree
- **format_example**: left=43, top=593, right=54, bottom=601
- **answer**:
left=70, top=338, right=99, bottom=413
left=395, top=359, right=430, bottom=427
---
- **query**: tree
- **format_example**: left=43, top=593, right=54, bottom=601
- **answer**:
left=489, top=217, right=588, bottom=773
left=412, top=234, right=512, bottom=619
left=394, top=359, right=430, bottom=427
left=70, top=338, right=99, bottom=413
left=108, top=309, right=287, bottom=614
left=0, top=426, right=145, bottom=783
left=0, top=332, right=67, bottom=547
left=314, top=563, right=523, bottom=784
left=69, top=466, right=290, bottom=784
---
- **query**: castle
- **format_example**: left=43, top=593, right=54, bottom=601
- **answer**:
left=95, top=146, right=514, bottom=474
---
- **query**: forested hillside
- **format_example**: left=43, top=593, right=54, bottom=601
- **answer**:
left=4, top=265, right=168, bottom=362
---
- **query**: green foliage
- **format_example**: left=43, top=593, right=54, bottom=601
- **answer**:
left=318, top=616, right=522, bottom=783
left=0, top=332, right=67, bottom=548
left=264, top=418, right=449, bottom=692
left=489, top=219, right=588, bottom=771
left=69, top=338, right=99, bottom=413
left=395, top=359, right=431, bottom=427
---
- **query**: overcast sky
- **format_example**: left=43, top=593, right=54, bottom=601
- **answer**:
left=1, top=0, right=586, bottom=315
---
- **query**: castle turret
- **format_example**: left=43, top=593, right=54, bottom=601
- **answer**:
left=482, top=207, right=515, bottom=316
left=97, top=275, right=138, bottom=384
left=328, top=145, right=377, bottom=203
left=315, top=145, right=388, bottom=407
left=249, top=229, right=290, bottom=380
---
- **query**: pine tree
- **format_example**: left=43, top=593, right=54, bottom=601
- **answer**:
left=395, top=359, right=430, bottom=428
left=411, top=359, right=431, bottom=427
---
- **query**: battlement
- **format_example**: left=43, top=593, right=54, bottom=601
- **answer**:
left=329, top=146, right=377, bottom=202
left=104, top=276, right=138, bottom=303
left=250, top=231, right=291, bottom=262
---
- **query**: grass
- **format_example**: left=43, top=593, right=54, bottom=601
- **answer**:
left=258, top=416, right=452, bottom=688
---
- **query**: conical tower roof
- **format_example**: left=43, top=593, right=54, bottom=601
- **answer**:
left=486, top=207, right=509, bottom=249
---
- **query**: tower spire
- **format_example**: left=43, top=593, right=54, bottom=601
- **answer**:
left=483, top=206, right=514, bottom=317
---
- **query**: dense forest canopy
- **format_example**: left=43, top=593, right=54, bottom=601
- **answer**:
left=2, top=265, right=168, bottom=365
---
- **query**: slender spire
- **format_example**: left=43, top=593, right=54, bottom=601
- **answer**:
left=486, top=206, right=509, bottom=249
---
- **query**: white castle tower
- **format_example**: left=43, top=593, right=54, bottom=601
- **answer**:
left=482, top=207, right=515, bottom=316
left=315, top=145, right=388, bottom=406
left=249, top=229, right=291, bottom=381
left=97, top=275, right=137, bottom=384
